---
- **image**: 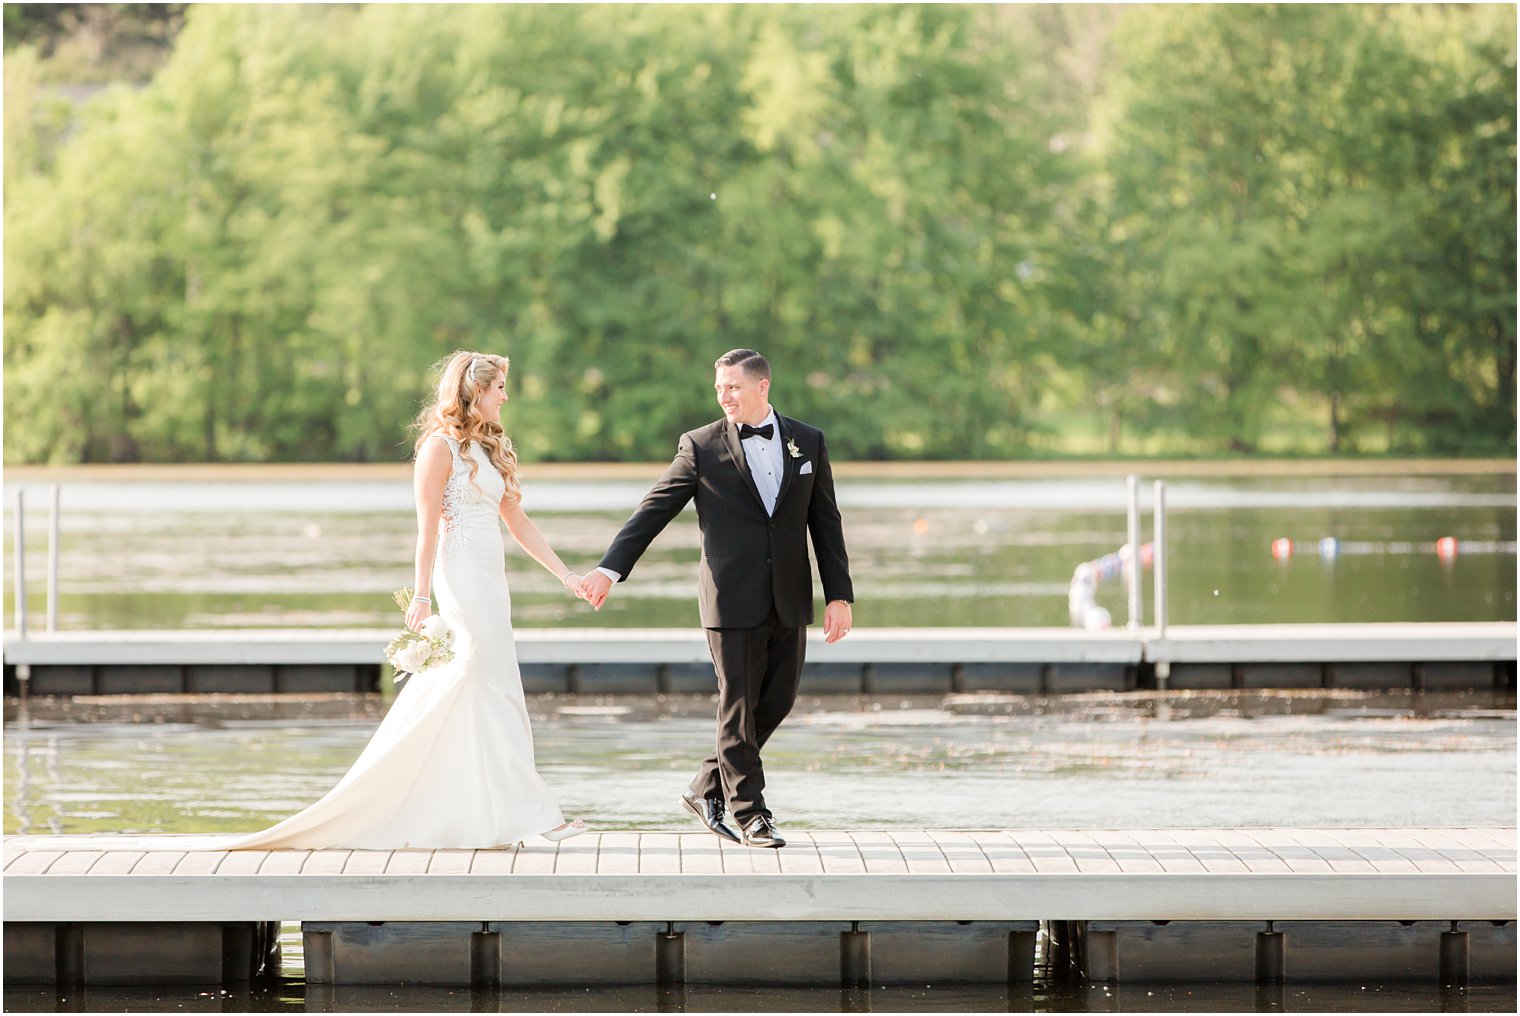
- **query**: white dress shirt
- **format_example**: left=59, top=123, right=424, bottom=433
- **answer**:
left=739, top=408, right=783, bottom=517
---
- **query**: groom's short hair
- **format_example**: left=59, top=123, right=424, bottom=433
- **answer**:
left=715, top=348, right=770, bottom=381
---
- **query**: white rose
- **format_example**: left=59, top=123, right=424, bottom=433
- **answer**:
left=420, top=615, right=451, bottom=641
left=395, top=640, right=433, bottom=674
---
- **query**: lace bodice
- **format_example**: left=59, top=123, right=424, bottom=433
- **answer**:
left=438, top=435, right=504, bottom=555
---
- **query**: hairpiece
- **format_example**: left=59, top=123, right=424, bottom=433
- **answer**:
left=467, top=357, right=482, bottom=385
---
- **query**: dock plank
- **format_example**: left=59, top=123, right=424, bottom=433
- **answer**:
left=1180, top=830, right=1251, bottom=874
left=551, top=836, right=600, bottom=875
left=89, top=851, right=148, bottom=876
left=426, top=850, right=473, bottom=875
left=1467, top=828, right=1517, bottom=851
left=1209, top=829, right=1288, bottom=873
left=1092, top=831, right=1165, bottom=874
left=637, top=834, right=683, bottom=875
left=1404, top=829, right=1509, bottom=873
left=6, top=850, right=63, bottom=875
left=677, top=832, right=724, bottom=875
left=596, top=833, right=641, bottom=875
left=967, top=831, right=1036, bottom=874
left=1007, top=831, right=1080, bottom=873
left=341, top=851, right=390, bottom=875
left=1126, top=830, right=1205, bottom=873
left=297, top=851, right=348, bottom=876
left=811, top=831, right=867, bottom=874
left=172, top=851, right=226, bottom=876
left=1285, top=830, right=1376, bottom=874
left=47, top=851, right=105, bottom=876
left=1241, top=831, right=1324, bottom=874
left=851, top=831, right=907, bottom=874
left=510, top=844, right=556, bottom=875
left=1324, top=829, right=1419, bottom=873
left=926, top=830, right=993, bottom=875
left=1059, top=831, right=1122, bottom=874
left=131, top=851, right=186, bottom=876
left=891, top=830, right=952, bottom=874
left=469, top=848, right=517, bottom=875
left=776, top=831, right=825, bottom=875
left=258, top=850, right=310, bottom=875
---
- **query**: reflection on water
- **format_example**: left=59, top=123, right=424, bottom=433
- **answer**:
left=7, top=691, right=1514, bottom=836
left=4, top=979, right=1517, bottom=1013
left=1, top=473, right=1515, bottom=630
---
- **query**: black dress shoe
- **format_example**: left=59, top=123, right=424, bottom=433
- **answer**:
left=680, top=791, right=740, bottom=844
left=741, top=815, right=786, bottom=849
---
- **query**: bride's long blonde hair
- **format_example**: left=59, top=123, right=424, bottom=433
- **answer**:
left=412, top=350, right=522, bottom=508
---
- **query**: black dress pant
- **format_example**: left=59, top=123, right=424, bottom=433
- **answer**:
left=689, top=604, right=807, bottom=827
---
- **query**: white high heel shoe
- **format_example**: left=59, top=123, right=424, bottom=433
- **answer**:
left=543, top=818, right=589, bottom=842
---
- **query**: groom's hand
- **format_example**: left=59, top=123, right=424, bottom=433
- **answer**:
left=580, top=571, right=613, bottom=610
left=823, top=600, right=853, bottom=643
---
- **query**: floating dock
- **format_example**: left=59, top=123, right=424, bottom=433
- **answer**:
left=4, top=828, right=1514, bottom=988
left=3, top=622, right=1515, bottom=695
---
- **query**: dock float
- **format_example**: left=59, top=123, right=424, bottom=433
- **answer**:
left=4, top=622, right=1515, bottom=695
left=4, top=828, right=1514, bottom=988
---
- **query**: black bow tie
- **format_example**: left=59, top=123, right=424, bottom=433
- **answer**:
left=739, top=423, right=774, bottom=441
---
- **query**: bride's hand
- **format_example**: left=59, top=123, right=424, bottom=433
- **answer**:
left=561, top=571, right=589, bottom=601
left=405, top=597, right=431, bottom=632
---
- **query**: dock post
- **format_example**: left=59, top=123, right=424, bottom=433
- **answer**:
left=1153, top=479, right=1169, bottom=689
left=1439, top=922, right=1469, bottom=987
left=656, top=923, right=684, bottom=985
left=1009, top=927, right=1038, bottom=983
left=1255, top=922, right=1285, bottom=984
left=13, top=489, right=27, bottom=637
left=1152, top=481, right=1167, bottom=634
left=47, top=484, right=60, bottom=632
left=1125, top=474, right=1142, bottom=628
left=840, top=923, right=870, bottom=988
left=471, top=928, right=501, bottom=988
left=1085, top=925, right=1119, bottom=981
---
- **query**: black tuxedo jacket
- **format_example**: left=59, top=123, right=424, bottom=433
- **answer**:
left=600, top=413, right=853, bottom=629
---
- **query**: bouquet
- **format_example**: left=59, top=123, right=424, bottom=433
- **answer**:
left=384, top=588, right=455, bottom=683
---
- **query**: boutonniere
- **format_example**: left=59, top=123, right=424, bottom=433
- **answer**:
left=786, top=438, right=803, bottom=459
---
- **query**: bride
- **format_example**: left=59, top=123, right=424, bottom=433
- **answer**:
left=19, top=352, right=590, bottom=852
left=225, top=351, right=590, bottom=849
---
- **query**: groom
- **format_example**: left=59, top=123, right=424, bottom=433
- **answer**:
left=580, top=349, right=854, bottom=848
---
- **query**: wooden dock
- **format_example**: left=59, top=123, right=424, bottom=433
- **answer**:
left=4, top=622, right=1515, bottom=695
left=5, top=828, right=1514, bottom=987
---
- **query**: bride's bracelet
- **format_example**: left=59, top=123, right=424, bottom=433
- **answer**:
left=559, top=570, right=577, bottom=589
left=412, top=595, right=431, bottom=605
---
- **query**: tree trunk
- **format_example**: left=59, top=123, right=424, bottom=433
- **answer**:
left=1328, top=390, right=1341, bottom=453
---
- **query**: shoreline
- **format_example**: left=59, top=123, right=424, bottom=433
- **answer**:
left=3, top=457, right=1514, bottom=484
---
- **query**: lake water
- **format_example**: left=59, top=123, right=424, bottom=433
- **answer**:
left=2, top=470, right=1514, bottom=630
left=8, top=690, right=1512, bottom=837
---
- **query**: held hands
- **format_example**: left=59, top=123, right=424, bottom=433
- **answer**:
left=579, top=571, right=613, bottom=611
left=560, top=571, right=592, bottom=604
left=823, top=600, right=853, bottom=644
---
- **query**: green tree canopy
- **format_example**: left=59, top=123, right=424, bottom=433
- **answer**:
left=5, top=3, right=1514, bottom=463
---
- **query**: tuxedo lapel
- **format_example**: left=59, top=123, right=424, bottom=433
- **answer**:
left=773, top=415, right=798, bottom=510
left=721, top=421, right=767, bottom=510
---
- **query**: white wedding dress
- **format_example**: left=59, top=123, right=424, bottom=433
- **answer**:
left=14, top=435, right=567, bottom=851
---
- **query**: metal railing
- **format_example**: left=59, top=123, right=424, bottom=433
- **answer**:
left=1067, top=475, right=1168, bottom=638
